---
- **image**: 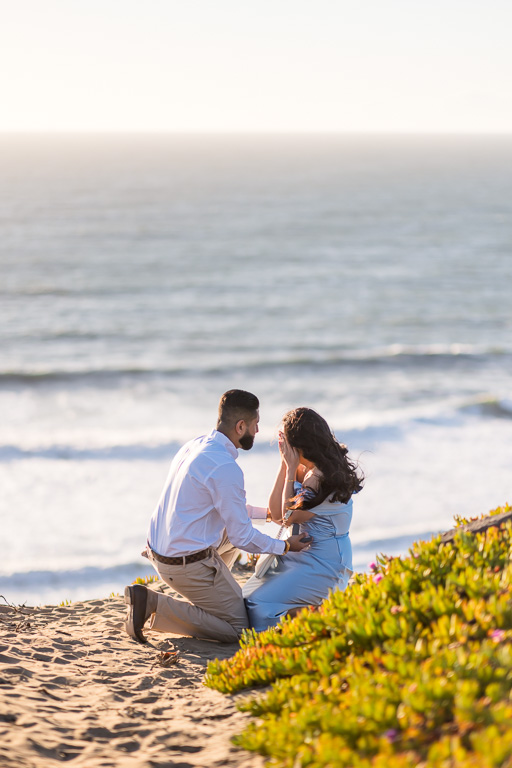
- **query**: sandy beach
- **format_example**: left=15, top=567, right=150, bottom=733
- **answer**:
left=0, top=567, right=265, bottom=768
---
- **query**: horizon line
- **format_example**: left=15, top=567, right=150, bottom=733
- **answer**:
left=1, top=129, right=512, bottom=137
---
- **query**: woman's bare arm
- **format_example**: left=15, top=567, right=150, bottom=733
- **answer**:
left=279, top=436, right=302, bottom=523
left=268, top=460, right=286, bottom=522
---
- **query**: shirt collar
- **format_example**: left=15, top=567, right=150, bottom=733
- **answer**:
left=209, top=429, right=239, bottom=459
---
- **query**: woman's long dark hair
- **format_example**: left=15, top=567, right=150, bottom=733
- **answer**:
left=283, top=407, right=363, bottom=509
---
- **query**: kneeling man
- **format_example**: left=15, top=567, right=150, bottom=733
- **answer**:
left=125, top=389, right=309, bottom=643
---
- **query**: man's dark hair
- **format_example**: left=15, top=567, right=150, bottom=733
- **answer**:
left=217, top=390, right=259, bottom=430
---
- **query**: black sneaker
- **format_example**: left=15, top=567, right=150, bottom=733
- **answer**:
left=124, top=584, right=149, bottom=644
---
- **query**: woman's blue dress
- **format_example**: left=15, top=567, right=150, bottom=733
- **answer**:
left=243, top=484, right=354, bottom=632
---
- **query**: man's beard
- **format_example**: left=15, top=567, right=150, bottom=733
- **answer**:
left=239, top=433, right=255, bottom=451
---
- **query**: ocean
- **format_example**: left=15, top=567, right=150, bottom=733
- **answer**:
left=1, top=133, right=511, bottom=606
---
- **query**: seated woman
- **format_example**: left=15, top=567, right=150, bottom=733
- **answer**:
left=243, top=407, right=363, bottom=632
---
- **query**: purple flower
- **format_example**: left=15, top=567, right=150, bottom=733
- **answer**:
left=385, top=729, right=399, bottom=743
left=374, top=573, right=383, bottom=583
left=368, top=561, right=377, bottom=572
left=491, top=629, right=505, bottom=643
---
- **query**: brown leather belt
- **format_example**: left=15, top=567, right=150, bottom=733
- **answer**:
left=150, top=547, right=212, bottom=566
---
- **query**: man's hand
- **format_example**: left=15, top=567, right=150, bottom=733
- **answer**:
left=287, top=533, right=313, bottom=552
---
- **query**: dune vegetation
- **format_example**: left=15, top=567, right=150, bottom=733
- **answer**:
left=205, top=505, right=512, bottom=768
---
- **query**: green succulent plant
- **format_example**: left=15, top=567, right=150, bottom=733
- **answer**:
left=205, top=504, right=512, bottom=767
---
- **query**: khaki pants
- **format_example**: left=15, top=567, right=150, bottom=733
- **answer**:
left=148, top=533, right=249, bottom=643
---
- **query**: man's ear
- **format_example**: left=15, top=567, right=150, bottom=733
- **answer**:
left=235, top=419, right=246, bottom=435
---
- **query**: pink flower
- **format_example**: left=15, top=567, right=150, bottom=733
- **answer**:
left=385, top=729, right=399, bottom=743
left=374, top=573, right=383, bottom=583
left=368, top=561, right=377, bottom=572
left=390, top=605, right=402, bottom=615
left=490, top=629, right=505, bottom=643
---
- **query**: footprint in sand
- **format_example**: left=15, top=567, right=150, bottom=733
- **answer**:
left=115, top=739, right=140, bottom=753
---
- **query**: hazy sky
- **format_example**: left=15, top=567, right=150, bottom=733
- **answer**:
left=1, top=0, right=511, bottom=133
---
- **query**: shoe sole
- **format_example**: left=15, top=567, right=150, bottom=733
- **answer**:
left=124, top=585, right=147, bottom=644
left=124, top=586, right=136, bottom=638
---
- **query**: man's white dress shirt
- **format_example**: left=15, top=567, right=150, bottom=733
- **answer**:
left=147, top=429, right=285, bottom=557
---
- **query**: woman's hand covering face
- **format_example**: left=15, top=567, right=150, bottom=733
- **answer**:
left=278, top=432, right=300, bottom=471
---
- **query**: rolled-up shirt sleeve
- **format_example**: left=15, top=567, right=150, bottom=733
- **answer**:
left=246, top=504, right=268, bottom=519
left=207, top=464, right=285, bottom=555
